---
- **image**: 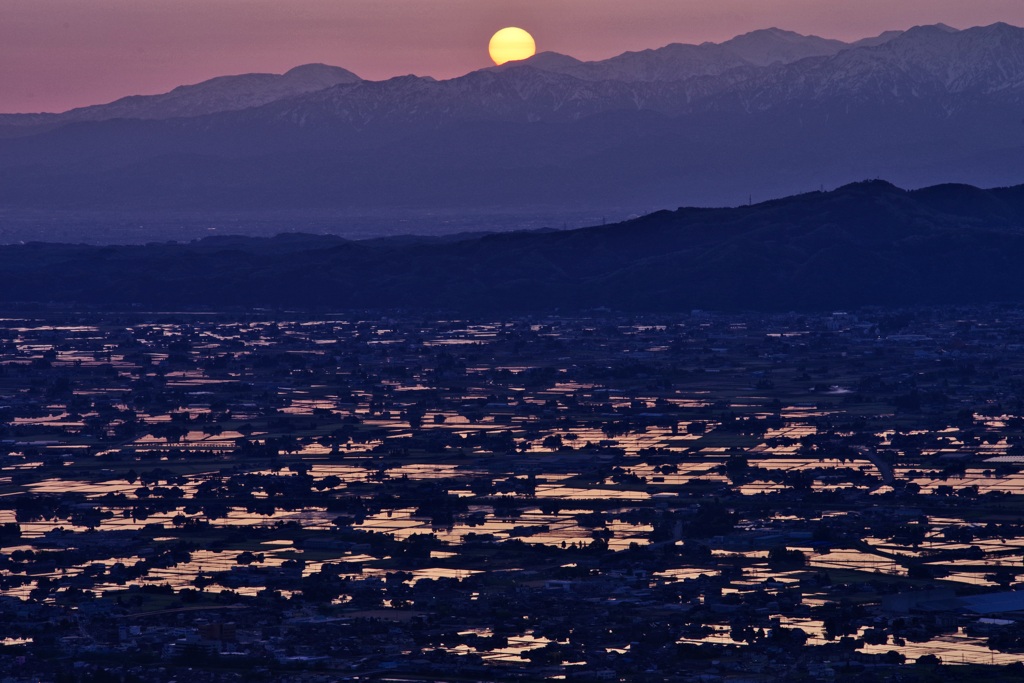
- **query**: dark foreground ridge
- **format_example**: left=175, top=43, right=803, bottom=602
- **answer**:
left=7, top=179, right=1024, bottom=311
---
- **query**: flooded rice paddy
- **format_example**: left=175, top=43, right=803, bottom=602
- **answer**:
left=3, top=309, right=1024, bottom=679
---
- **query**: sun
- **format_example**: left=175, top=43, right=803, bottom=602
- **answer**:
left=489, top=27, right=536, bottom=66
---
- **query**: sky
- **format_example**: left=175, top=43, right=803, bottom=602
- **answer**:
left=2, top=0, right=1024, bottom=114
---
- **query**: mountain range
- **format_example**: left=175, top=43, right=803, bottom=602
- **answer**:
left=4, top=179, right=1024, bottom=311
left=0, top=64, right=360, bottom=131
left=0, top=23, right=1023, bottom=241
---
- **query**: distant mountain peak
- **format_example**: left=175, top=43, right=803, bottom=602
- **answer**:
left=719, top=27, right=847, bottom=66
left=902, top=22, right=960, bottom=37
left=284, top=63, right=361, bottom=82
left=851, top=30, right=905, bottom=48
left=383, top=74, right=436, bottom=84
left=486, top=51, right=584, bottom=77
left=521, top=52, right=584, bottom=69
left=975, top=21, right=1024, bottom=36
left=727, top=27, right=822, bottom=42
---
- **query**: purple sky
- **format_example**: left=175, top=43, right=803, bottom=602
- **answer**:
left=3, top=0, right=1024, bottom=114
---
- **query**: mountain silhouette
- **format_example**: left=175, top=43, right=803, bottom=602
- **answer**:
left=4, top=180, right=1024, bottom=311
left=0, top=24, right=1022, bottom=239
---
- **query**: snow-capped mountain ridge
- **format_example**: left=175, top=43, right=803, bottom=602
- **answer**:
left=255, top=22, right=1024, bottom=130
left=724, top=22, right=1024, bottom=109
left=0, top=23, right=1023, bottom=219
left=485, top=26, right=885, bottom=83
left=3, top=22, right=1012, bottom=130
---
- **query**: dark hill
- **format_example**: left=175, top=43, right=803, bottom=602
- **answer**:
left=5, top=180, right=1024, bottom=312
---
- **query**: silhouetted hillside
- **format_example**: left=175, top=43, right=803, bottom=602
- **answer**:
left=5, top=180, right=1024, bottom=311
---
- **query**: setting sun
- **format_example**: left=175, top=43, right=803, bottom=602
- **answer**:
left=488, top=27, right=536, bottom=66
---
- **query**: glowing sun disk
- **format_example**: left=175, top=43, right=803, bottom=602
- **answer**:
left=489, top=27, right=536, bottom=66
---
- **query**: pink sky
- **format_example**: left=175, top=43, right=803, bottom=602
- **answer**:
left=2, top=0, right=1024, bottom=113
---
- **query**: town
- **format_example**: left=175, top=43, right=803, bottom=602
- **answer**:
left=3, top=307, right=1024, bottom=681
